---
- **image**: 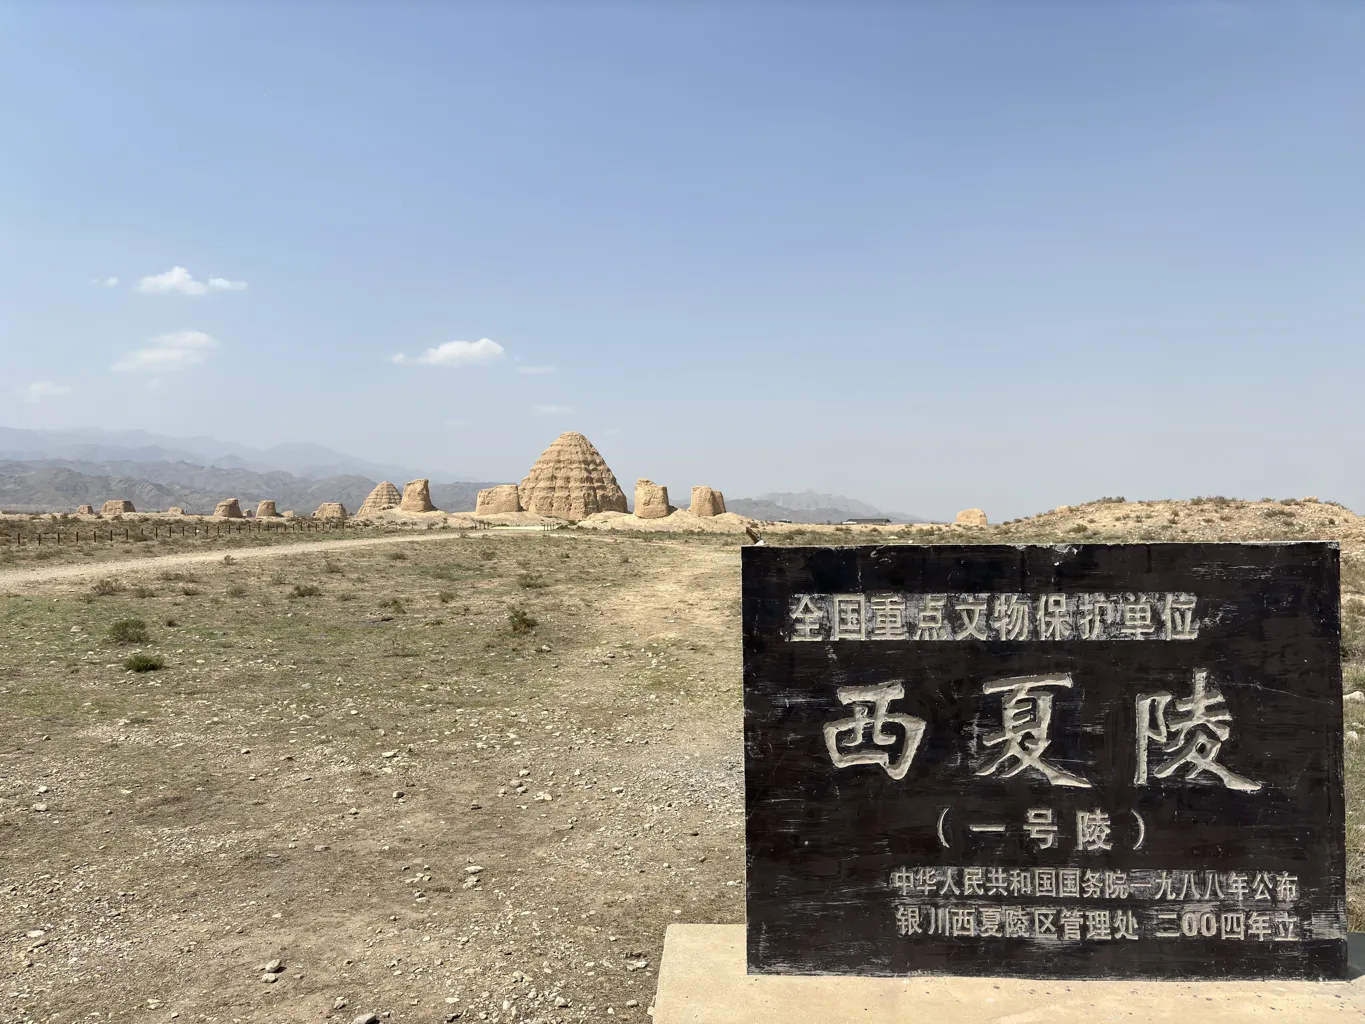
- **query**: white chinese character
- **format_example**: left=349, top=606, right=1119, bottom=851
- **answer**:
left=1135, top=670, right=1261, bottom=792
left=938, top=868, right=961, bottom=896
left=1085, top=910, right=1111, bottom=940
left=1059, top=869, right=1081, bottom=898
left=1059, top=908, right=1083, bottom=940
left=1104, top=871, right=1129, bottom=899
left=1033, top=908, right=1057, bottom=938
left=1155, top=910, right=1180, bottom=938
left=1076, top=810, right=1113, bottom=852
left=832, top=595, right=865, bottom=639
left=1113, top=909, right=1140, bottom=940
left=1272, top=912, right=1299, bottom=941
left=1004, top=907, right=1030, bottom=938
left=890, top=867, right=915, bottom=896
left=790, top=595, right=825, bottom=640
left=1008, top=869, right=1032, bottom=897
left=1117, top=594, right=1156, bottom=638
left=963, top=867, right=985, bottom=895
left=914, top=595, right=950, bottom=640
left=1251, top=871, right=1275, bottom=901
left=1034, top=868, right=1057, bottom=898
left=895, top=903, right=923, bottom=935
left=1037, top=594, right=1072, bottom=640
left=1162, top=593, right=1199, bottom=639
left=986, top=868, right=1008, bottom=896
left=950, top=907, right=976, bottom=937
left=976, top=675, right=1092, bottom=788
left=979, top=907, right=1003, bottom=937
left=1077, top=594, right=1118, bottom=640
left=1276, top=873, right=1299, bottom=903
left=823, top=682, right=926, bottom=780
left=991, top=595, right=1031, bottom=641
left=1025, top=808, right=1059, bottom=849
left=1082, top=869, right=1103, bottom=898
left=1247, top=912, right=1273, bottom=941
left=1221, top=910, right=1246, bottom=940
left=1226, top=872, right=1249, bottom=902
left=953, top=595, right=990, bottom=641
left=867, top=594, right=909, bottom=640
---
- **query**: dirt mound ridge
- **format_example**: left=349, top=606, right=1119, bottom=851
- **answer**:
left=401, top=478, right=436, bottom=512
left=214, top=498, right=244, bottom=518
left=519, top=432, right=628, bottom=521
left=357, top=481, right=402, bottom=517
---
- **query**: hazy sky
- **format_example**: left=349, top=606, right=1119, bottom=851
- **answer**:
left=3, top=3, right=1363, bottom=520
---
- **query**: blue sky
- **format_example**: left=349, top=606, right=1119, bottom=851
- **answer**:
left=2, top=2, right=1363, bottom=520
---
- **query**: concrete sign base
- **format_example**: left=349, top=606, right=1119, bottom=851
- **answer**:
left=651, top=924, right=1365, bottom=1023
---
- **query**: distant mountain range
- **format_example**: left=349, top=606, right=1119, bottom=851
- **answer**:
left=0, top=425, right=463, bottom=482
left=728, top=491, right=924, bottom=524
left=0, top=458, right=497, bottom=516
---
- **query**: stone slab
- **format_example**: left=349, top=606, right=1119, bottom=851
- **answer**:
left=651, top=924, right=1365, bottom=1023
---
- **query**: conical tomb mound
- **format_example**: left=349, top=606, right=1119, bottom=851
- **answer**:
left=519, top=432, right=628, bottom=521
left=358, top=481, right=403, bottom=517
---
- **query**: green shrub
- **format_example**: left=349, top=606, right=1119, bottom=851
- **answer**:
left=132, top=585, right=156, bottom=598
left=507, top=604, right=537, bottom=634
left=227, top=583, right=248, bottom=597
left=378, top=597, right=406, bottom=614
left=107, top=618, right=150, bottom=644
left=180, top=586, right=201, bottom=596
left=323, top=561, right=343, bottom=574
left=385, top=551, right=408, bottom=561
left=91, top=577, right=123, bottom=597
left=517, top=572, right=546, bottom=589
left=437, top=590, right=456, bottom=604
left=123, top=653, right=164, bottom=672
left=292, top=583, right=322, bottom=598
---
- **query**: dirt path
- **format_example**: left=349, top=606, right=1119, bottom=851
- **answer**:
left=0, top=530, right=478, bottom=588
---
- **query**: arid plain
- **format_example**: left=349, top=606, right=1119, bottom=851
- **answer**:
left=3, top=497, right=1363, bottom=1024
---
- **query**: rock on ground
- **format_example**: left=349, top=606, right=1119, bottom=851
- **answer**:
left=634, top=480, right=670, bottom=519
left=476, top=484, right=522, bottom=514
left=401, top=478, right=436, bottom=513
left=690, top=486, right=726, bottom=517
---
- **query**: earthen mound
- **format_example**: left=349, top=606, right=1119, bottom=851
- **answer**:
left=256, top=500, right=281, bottom=518
left=358, top=481, right=402, bottom=517
left=315, top=502, right=347, bottom=521
left=476, top=485, right=522, bottom=514
left=102, top=500, right=135, bottom=516
left=214, top=498, right=244, bottom=518
left=690, top=486, right=726, bottom=517
left=955, top=508, right=988, bottom=527
left=634, top=479, right=670, bottom=519
left=519, top=432, right=628, bottom=521
left=168, top=507, right=186, bottom=515
left=77, top=504, right=94, bottom=515
left=401, top=478, right=436, bottom=512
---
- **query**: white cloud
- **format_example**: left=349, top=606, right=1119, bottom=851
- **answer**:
left=516, top=365, right=557, bottom=375
left=531, top=404, right=575, bottom=416
left=24, top=381, right=72, bottom=403
left=91, top=276, right=119, bottom=288
left=391, top=337, right=505, bottom=367
left=136, top=266, right=247, bottom=295
left=112, top=329, right=218, bottom=373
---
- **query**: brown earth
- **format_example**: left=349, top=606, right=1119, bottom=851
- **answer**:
left=1, top=495, right=1363, bottom=1024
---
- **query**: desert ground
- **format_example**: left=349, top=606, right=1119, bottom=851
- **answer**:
left=3, top=497, right=1363, bottom=1024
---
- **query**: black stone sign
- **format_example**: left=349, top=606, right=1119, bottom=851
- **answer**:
left=742, top=543, right=1346, bottom=981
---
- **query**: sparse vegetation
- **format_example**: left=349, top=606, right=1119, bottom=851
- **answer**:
left=106, top=617, right=150, bottom=644
left=291, top=582, right=322, bottom=598
left=122, top=653, right=164, bottom=672
left=91, top=577, right=123, bottom=596
left=507, top=602, right=538, bottom=633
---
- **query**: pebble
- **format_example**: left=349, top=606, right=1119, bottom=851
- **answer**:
left=31, top=803, right=48, bottom=812
left=1345, top=690, right=1364, bottom=703
left=334, top=998, right=348, bottom=1010
left=352, top=1015, right=380, bottom=1024
left=263, top=959, right=284, bottom=973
